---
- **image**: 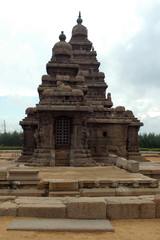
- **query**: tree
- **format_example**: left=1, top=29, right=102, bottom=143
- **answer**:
left=0, top=131, right=22, bottom=146
left=139, top=133, right=160, bottom=148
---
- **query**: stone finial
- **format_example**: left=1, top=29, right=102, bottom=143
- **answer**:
left=59, top=31, right=66, bottom=41
left=77, top=11, right=83, bottom=24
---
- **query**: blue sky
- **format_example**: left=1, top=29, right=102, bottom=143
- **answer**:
left=0, top=0, right=160, bottom=133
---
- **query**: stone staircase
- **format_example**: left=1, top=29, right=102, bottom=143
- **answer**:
left=1, top=195, right=160, bottom=220
left=0, top=166, right=160, bottom=221
left=0, top=167, right=160, bottom=197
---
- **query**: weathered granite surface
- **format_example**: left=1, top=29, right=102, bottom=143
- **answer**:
left=19, top=13, right=143, bottom=166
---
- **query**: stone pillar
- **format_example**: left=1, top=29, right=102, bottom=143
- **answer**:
left=50, top=117, right=55, bottom=166
left=31, top=112, right=56, bottom=166
left=72, top=116, right=83, bottom=149
left=127, top=126, right=142, bottom=161
left=18, top=124, right=36, bottom=162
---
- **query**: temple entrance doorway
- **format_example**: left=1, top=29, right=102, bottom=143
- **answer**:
left=55, top=116, right=71, bottom=166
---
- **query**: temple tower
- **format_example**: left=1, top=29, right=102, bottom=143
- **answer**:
left=19, top=14, right=143, bottom=166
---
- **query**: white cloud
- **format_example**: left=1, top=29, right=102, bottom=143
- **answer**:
left=0, top=0, right=159, bottom=133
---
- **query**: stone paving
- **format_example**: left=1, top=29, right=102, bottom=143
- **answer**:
left=7, top=219, right=115, bottom=232
left=0, top=158, right=160, bottom=221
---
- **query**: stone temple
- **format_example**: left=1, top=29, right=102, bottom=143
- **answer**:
left=19, top=13, right=143, bottom=166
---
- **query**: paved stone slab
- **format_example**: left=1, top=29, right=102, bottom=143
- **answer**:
left=7, top=219, right=115, bottom=232
left=49, top=179, right=79, bottom=191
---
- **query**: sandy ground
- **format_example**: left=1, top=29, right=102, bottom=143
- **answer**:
left=1, top=217, right=160, bottom=240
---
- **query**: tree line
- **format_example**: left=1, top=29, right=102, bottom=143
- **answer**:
left=139, top=133, right=160, bottom=148
left=0, top=131, right=160, bottom=148
left=0, top=131, right=22, bottom=146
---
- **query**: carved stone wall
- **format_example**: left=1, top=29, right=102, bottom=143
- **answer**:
left=19, top=14, right=143, bottom=166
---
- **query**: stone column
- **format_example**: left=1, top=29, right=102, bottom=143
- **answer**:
left=50, top=117, right=55, bottom=166
left=72, top=115, right=83, bottom=149
left=127, top=126, right=142, bottom=161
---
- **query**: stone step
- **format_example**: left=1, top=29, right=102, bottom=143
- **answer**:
left=49, top=191, right=80, bottom=197
left=49, top=179, right=79, bottom=191
left=0, top=189, right=45, bottom=197
left=7, top=219, right=115, bottom=232
left=116, top=187, right=160, bottom=196
left=78, top=178, right=159, bottom=188
left=106, top=196, right=156, bottom=219
left=18, top=203, right=66, bottom=218
left=8, top=169, right=39, bottom=181
left=80, top=188, right=116, bottom=197
left=0, top=195, right=159, bottom=220
left=0, top=186, right=159, bottom=198
left=49, top=187, right=160, bottom=198
left=55, top=159, right=70, bottom=166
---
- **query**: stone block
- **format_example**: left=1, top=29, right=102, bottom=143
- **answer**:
left=49, top=191, right=80, bottom=197
left=139, top=200, right=155, bottom=218
left=0, top=203, right=17, bottom=216
left=127, top=160, right=139, bottom=173
left=49, top=179, right=78, bottom=191
left=0, top=170, right=7, bottom=180
left=80, top=188, right=115, bottom=197
left=8, top=169, right=39, bottom=181
left=99, top=180, right=114, bottom=188
left=0, top=181, right=10, bottom=188
left=116, top=157, right=128, bottom=170
left=107, top=154, right=117, bottom=166
left=0, top=189, right=14, bottom=196
left=106, top=198, right=139, bottom=219
left=67, top=197, right=106, bottom=219
left=154, top=194, right=160, bottom=217
left=11, top=180, right=40, bottom=189
left=18, top=203, right=66, bottom=218
left=0, top=196, right=16, bottom=202
left=78, top=180, right=95, bottom=188
left=106, top=197, right=155, bottom=219
left=116, top=157, right=139, bottom=173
